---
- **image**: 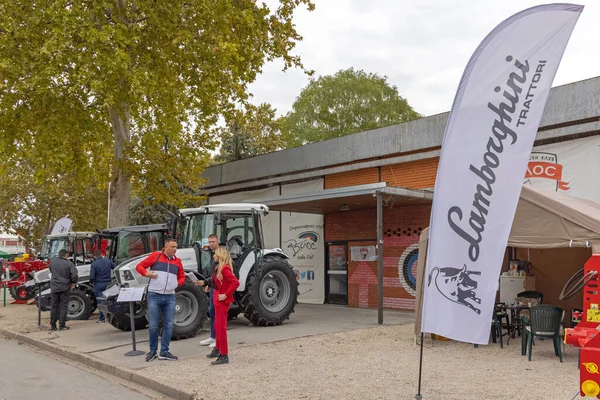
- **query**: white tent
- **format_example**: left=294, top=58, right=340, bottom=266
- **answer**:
left=414, top=185, right=600, bottom=337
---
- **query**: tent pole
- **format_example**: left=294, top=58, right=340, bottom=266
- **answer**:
left=377, top=190, right=383, bottom=325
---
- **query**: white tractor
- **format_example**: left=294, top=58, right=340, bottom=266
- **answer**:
left=101, top=204, right=299, bottom=340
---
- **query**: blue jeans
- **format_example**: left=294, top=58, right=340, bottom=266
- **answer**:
left=147, top=291, right=176, bottom=354
left=209, top=288, right=215, bottom=339
left=93, top=281, right=109, bottom=321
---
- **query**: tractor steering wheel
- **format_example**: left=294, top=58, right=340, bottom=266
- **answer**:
left=227, top=235, right=244, bottom=249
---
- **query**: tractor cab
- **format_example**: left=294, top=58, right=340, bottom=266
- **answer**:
left=177, top=203, right=267, bottom=276
left=99, top=223, right=169, bottom=266
left=40, top=232, right=97, bottom=265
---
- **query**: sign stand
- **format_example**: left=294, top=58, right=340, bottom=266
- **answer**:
left=124, top=301, right=144, bottom=356
left=37, top=286, right=46, bottom=329
left=117, top=286, right=146, bottom=357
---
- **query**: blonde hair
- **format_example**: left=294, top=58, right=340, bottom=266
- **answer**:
left=214, top=246, right=233, bottom=281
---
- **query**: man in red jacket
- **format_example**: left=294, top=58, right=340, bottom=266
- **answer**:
left=136, top=239, right=186, bottom=362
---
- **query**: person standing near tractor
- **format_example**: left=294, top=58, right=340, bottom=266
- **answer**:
left=89, top=250, right=116, bottom=323
left=136, top=239, right=186, bottom=362
left=49, top=249, right=78, bottom=330
left=197, top=233, right=219, bottom=347
left=201, top=246, right=239, bottom=365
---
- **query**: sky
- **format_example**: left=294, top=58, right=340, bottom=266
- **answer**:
left=248, top=0, right=599, bottom=118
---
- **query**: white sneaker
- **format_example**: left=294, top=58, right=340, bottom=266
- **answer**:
left=208, top=342, right=216, bottom=348
left=200, top=337, right=215, bottom=346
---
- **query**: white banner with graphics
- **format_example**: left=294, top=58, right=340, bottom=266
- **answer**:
left=281, top=180, right=325, bottom=304
left=209, top=186, right=281, bottom=249
left=422, top=4, right=582, bottom=344
left=51, top=216, right=73, bottom=235
left=527, top=135, right=600, bottom=202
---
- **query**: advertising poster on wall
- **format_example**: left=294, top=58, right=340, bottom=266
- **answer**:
left=350, top=245, right=377, bottom=262
left=526, top=135, right=600, bottom=202
left=281, top=180, right=325, bottom=304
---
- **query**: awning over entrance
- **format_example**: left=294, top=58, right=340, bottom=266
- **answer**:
left=245, top=182, right=433, bottom=325
left=246, top=182, right=433, bottom=214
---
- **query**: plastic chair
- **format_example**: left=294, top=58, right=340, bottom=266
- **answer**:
left=521, top=305, right=564, bottom=362
left=517, top=291, right=543, bottom=304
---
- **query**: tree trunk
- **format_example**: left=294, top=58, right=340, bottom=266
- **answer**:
left=108, top=106, right=132, bottom=228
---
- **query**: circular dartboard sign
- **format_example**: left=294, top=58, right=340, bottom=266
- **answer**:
left=398, top=244, right=419, bottom=296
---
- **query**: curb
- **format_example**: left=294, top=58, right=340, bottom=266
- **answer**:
left=0, top=328, right=196, bottom=400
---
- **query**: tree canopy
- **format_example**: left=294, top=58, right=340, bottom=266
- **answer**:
left=0, top=0, right=313, bottom=239
left=282, top=68, right=422, bottom=147
left=216, top=103, right=284, bottom=163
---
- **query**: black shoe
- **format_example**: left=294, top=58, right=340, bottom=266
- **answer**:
left=158, top=351, right=178, bottom=361
left=211, top=354, right=229, bottom=365
left=146, top=351, right=157, bottom=362
left=49, top=326, right=57, bottom=331
left=59, top=326, right=70, bottom=330
left=206, top=348, right=220, bottom=358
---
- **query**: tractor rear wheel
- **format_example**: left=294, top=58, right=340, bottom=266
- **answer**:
left=66, top=288, right=94, bottom=320
left=241, top=255, right=298, bottom=326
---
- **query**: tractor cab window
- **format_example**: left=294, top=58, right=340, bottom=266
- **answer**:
left=181, top=213, right=215, bottom=248
left=73, top=238, right=95, bottom=265
left=215, top=214, right=256, bottom=259
left=42, top=238, right=69, bottom=260
left=115, top=231, right=147, bottom=265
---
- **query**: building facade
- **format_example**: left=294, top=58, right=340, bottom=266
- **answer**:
left=202, top=77, right=600, bottom=311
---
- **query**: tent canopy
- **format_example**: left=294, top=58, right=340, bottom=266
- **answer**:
left=414, top=185, right=600, bottom=337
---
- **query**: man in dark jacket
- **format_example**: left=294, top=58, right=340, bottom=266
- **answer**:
left=49, top=249, right=78, bottom=330
left=197, top=234, right=218, bottom=347
left=90, top=250, right=116, bottom=323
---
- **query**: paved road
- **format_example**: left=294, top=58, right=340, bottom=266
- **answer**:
left=0, top=338, right=151, bottom=400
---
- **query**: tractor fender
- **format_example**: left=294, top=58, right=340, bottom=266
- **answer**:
left=237, top=249, right=288, bottom=291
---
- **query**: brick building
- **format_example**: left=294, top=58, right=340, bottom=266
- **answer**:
left=203, top=77, right=600, bottom=312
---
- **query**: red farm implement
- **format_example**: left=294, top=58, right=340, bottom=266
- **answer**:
left=1, top=256, right=49, bottom=303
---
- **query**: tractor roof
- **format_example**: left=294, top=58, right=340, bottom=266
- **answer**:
left=102, top=223, right=168, bottom=234
left=44, top=232, right=96, bottom=240
left=179, top=203, right=269, bottom=216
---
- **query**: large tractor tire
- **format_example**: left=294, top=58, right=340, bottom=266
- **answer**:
left=66, top=288, right=94, bottom=320
left=9, top=285, right=35, bottom=301
left=241, top=255, right=299, bottom=326
left=37, top=283, right=52, bottom=311
left=171, top=281, right=208, bottom=340
left=106, top=306, right=148, bottom=331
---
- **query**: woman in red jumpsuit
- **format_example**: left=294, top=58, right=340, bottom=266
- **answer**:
left=206, top=246, right=239, bottom=365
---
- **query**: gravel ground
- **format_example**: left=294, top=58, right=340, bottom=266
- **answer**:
left=144, top=324, right=579, bottom=400
left=0, top=293, right=581, bottom=400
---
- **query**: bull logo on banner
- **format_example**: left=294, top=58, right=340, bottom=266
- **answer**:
left=428, top=265, right=482, bottom=314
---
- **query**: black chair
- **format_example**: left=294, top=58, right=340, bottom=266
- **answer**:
left=494, top=302, right=510, bottom=333
left=517, top=291, right=543, bottom=304
left=521, top=305, right=564, bottom=362
left=474, top=307, right=504, bottom=349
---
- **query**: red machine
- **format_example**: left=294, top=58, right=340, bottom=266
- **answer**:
left=564, top=255, right=600, bottom=398
left=0, top=256, right=49, bottom=302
